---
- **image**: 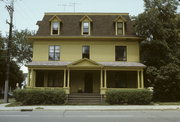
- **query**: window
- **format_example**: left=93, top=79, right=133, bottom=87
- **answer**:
left=115, top=46, right=127, bottom=61
left=82, top=22, right=89, bottom=35
left=117, top=22, right=123, bottom=35
left=51, top=22, right=59, bottom=35
left=82, top=46, right=90, bottom=59
left=49, top=45, right=60, bottom=61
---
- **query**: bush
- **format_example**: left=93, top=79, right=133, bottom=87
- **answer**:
left=13, top=88, right=67, bottom=105
left=106, top=89, right=152, bottom=105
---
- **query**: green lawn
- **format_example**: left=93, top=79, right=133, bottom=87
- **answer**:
left=0, top=99, right=3, bottom=104
left=0, top=98, right=17, bottom=105
left=155, top=102, right=180, bottom=105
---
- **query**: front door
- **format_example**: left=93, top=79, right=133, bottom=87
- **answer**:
left=84, top=72, right=93, bottom=93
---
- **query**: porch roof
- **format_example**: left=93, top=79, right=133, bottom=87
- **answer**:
left=26, top=61, right=146, bottom=68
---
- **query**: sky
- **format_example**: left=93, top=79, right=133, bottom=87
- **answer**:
left=0, top=0, right=179, bottom=73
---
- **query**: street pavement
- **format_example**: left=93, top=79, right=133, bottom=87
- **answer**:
left=0, top=110, right=180, bottom=122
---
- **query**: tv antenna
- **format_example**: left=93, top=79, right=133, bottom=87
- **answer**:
left=70, top=0, right=80, bottom=12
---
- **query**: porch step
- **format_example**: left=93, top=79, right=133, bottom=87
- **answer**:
left=67, top=93, right=105, bottom=105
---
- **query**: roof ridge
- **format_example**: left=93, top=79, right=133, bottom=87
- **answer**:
left=45, top=12, right=129, bottom=15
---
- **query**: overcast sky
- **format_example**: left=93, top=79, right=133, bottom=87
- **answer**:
left=0, top=0, right=179, bottom=73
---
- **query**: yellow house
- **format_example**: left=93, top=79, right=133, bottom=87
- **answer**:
left=26, top=12, right=145, bottom=95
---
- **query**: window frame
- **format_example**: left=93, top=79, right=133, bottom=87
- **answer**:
left=81, top=21, right=91, bottom=35
left=115, top=21, right=125, bottom=36
left=48, top=45, right=60, bottom=61
left=115, top=46, right=127, bottom=61
left=82, top=45, right=90, bottom=59
left=51, top=21, right=60, bottom=35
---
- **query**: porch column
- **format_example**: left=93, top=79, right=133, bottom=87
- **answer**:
left=104, top=69, right=107, bottom=88
left=100, top=69, right=103, bottom=88
left=27, top=69, right=30, bottom=87
left=67, top=69, right=70, bottom=88
left=31, top=69, right=36, bottom=87
left=44, top=71, right=48, bottom=87
left=29, top=69, right=33, bottom=87
left=63, top=69, right=66, bottom=88
left=137, top=70, right=140, bottom=89
left=141, top=70, right=144, bottom=88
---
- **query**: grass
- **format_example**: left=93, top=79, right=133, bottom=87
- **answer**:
left=0, top=99, right=3, bottom=104
left=35, top=107, right=44, bottom=109
left=5, top=101, right=22, bottom=107
left=155, top=102, right=180, bottom=105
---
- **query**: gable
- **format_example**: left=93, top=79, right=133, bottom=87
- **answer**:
left=68, top=58, right=102, bottom=68
left=114, top=16, right=127, bottom=22
left=49, top=15, right=62, bottom=22
left=80, top=15, right=92, bottom=22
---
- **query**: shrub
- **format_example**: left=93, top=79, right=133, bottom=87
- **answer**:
left=13, top=88, right=66, bottom=105
left=106, top=89, right=152, bottom=105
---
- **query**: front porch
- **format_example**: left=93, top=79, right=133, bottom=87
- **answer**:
left=27, top=58, right=145, bottom=94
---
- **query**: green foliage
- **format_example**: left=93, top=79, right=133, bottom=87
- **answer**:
left=106, top=89, right=152, bottom=105
left=134, top=0, right=180, bottom=101
left=0, top=29, right=33, bottom=92
left=153, top=63, right=180, bottom=101
left=13, top=88, right=67, bottom=105
left=11, top=29, right=34, bottom=65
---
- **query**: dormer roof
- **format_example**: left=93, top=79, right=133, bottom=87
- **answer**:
left=80, top=15, right=93, bottom=22
left=49, top=15, right=62, bottom=22
left=114, top=16, right=127, bottom=22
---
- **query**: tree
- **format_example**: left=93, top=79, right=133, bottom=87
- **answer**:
left=10, top=29, right=34, bottom=65
left=0, top=29, right=33, bottom=98
left=134, top=0, right=180, bottom=101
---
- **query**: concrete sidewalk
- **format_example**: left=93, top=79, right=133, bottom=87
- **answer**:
left=0, top=103, right=180, bottom=111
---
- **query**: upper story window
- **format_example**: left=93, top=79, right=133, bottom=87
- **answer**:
left=49, top=15, right=62, bottom=35
left=49, top=45, right=60, bottom=61
left=114, top=16, right=127, bottom=36
left=82, top=22, right=90, bottom=35
left=51, top=22, right=59, bottom=35
left=115, top=46, right=127, bottom=61
left=80, top=16, right=92, bottom=35
left=82, top=46, right=90, bottom=59
left=117, top=22, right=123, bottom=35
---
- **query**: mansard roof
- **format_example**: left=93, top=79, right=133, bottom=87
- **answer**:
left=35, top=12, right=136, bottom=37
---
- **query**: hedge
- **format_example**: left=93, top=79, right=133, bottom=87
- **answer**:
left=13, top=88, right=66, bottom=105
left=106, top=89, right=152, bottom=105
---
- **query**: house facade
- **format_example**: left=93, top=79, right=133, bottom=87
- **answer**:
left=26, top=13, right=145, bottom=94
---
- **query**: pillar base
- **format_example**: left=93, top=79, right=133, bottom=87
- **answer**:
left=100, top=88, right=107, bottom=95
left=63, top=87, right=70, bottom=94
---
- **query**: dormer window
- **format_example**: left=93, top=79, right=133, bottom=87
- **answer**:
left=52, top=22, right=59, bottom=35
left=80, top=16, right=92, bottom=35
left=114, top=16, right=127, bottom=36
left=49, top=15, right=62, bottom=35
left=117, top=22, right=123, bottom=35
left=83, top=22, right=90, bottom=35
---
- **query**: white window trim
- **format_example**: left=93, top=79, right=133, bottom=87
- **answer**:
left=115, top=21, right=125, bottom=36
left=51, top=21, right=60, bottom=35
left=81, top=21, right=91, bottom=36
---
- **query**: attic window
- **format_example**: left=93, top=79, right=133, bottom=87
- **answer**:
left=52, top=22, right=59, bottom=35
left=80, top=16, right=92, bottom=35
left=49, top=15, right=62, bottom=35
left=117, top=22, right=123, bottom=35
left=83, top=22, right=89, bottom=35
left=114, top=16, right=127, bottom=36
